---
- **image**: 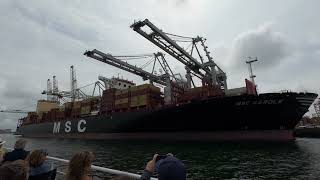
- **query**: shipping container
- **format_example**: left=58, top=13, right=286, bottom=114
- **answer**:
left=36, top=100, right=59, bottom=115
left=71, top=108, right=81, bottom=118
left=114, top=103, right=129, bottom=110
left=130, top=84, right=160, bottom=96
left=73, top=101, right=82, bottom=109
left=81, top=106, right=91, bottom=115
left=64, top=102, right=73, bottom=109
left=56, top=111, right=65, bottom=121
left=115, top=98, right=129, bottom=105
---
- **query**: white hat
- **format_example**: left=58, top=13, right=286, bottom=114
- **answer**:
left=0, top=138, right=6, bottom=145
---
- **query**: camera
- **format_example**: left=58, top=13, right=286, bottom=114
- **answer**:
left=155, top=155, right=167, bottom=162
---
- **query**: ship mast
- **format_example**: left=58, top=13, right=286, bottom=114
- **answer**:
left=246, top=57, right=258, bottom=86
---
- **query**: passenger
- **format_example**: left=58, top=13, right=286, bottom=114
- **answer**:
left=3, top=139, right=29, bottom=163
left=26, top=149, right=51, bottom=176
left=65, top=151, right=95, bottom=180
left=140, top=154, right=186, bottom=180
left=0, top=160, right=29, bottom=180
left=0, top=138, right=6, bottom=162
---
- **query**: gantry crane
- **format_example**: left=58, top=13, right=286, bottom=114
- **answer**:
left=85, top=50, right=170, bottom=86
left=314, top=98, right=320, bottom=117
left=131, top=19, right=227, bottom=90
left=0, top=110, right=29, bottom=113
left=84, top=49, right=186, bottom=104
left=41, top=66, right=92, bottom=103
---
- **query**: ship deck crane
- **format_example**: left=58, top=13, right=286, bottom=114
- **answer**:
left=131, top=19, right=227, bottom=89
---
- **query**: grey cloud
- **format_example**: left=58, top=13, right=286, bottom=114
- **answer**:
left=0, top=76, right=40, bottom=110
left=173, top=0, right=189, bottom=6
left=13, top=1, right=108, bottom=43
left=2, top=79, right=39, bottom=100
left=228, top=23, right=290, bottom=71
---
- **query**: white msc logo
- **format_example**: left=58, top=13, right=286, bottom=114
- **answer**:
left=53, top=119, right=86, bottom=134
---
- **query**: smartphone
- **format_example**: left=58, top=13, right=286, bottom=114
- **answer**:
left=155, top=155, right=167, bottom=162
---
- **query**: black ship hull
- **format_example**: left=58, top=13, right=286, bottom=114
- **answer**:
left=16, top=92, right=318, bottom=141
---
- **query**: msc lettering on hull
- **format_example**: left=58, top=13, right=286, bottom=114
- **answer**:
left=52, top=119, right=87, bottom=134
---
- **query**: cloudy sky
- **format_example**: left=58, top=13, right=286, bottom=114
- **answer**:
left=0, top=0, right=319, bottom=130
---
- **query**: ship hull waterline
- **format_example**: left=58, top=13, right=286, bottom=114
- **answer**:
left=15, top=131, right=295, bottom=141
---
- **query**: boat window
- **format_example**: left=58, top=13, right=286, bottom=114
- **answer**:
left=124, top=84, right=127, bottom=87
left=119, top=83, right=121, bottom=86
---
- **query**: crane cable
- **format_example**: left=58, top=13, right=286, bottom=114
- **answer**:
left=164, top=32, right=193, bottom=39
left=113, top=54, right=154, bottom=61
left=140, top=58, right=155, bottom=69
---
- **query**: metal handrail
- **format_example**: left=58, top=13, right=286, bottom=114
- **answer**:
left=5, top=147, right=157, bottom=180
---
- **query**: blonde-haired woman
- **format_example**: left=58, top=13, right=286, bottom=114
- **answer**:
left=65, top=151, right=95, bottom=180
left=27, top=149, right=52, bottom=176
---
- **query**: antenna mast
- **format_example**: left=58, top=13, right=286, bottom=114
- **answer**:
left=246, top=57, right=258, bottom=86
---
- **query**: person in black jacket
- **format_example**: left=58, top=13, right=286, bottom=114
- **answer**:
left=2, top=139, right=29, bottom=163
left=139, top=154, right=186, bottom=180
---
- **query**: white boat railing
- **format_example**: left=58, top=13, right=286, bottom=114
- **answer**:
left=5, top=147, right=157, bottom=180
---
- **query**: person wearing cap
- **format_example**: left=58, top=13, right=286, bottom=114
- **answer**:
left=139, top=154, right=186, bottom=180
left=2, top=139, right=29, bottom=163
left=27, top=149, right=52, bottom=176
left=0, top=138, right=6, bottom=162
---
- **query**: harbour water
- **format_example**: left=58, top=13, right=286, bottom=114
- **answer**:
left=1, top=134, right=320, bottom=179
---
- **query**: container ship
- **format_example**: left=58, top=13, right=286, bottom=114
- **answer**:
left=15, top=19, right=318, bottom=141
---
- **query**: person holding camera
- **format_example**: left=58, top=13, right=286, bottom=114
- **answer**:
left=139, top=153, right=186, bottom=180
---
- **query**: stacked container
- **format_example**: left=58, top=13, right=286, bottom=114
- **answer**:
left=71, top=101, right=81, bottom=118
left=100, top=88, right=116, bottom=114
left=115, top=89, right=130, bottom=110
left=80, top=97, right=100, bottom=116
left=26, top=112, right=38, bottom=124
left=178, top=86, right=224, bottom=103
left=81, top=100, right=91, bottom=115
left=55, top=110, right=65, bottom=121
left=129, top=84, right=161, bottom=109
